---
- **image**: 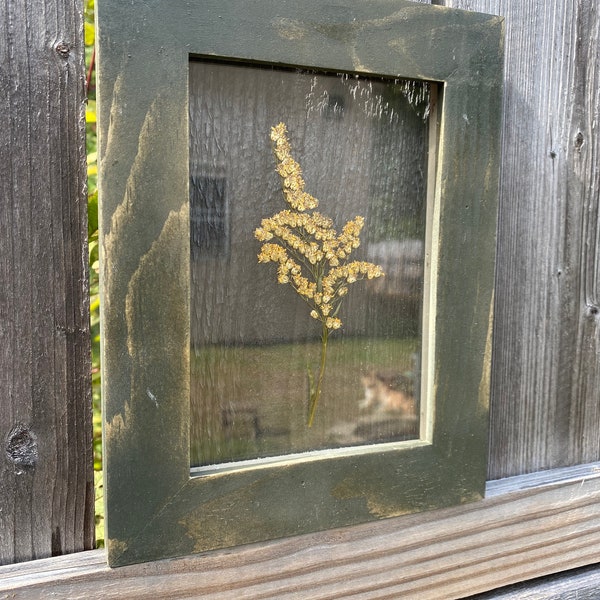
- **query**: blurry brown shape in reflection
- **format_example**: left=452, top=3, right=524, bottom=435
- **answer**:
left=359, top=371, right=417, bottom=418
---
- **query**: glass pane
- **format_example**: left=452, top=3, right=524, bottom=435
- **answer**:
left=189, top=60, right=430, bottom=468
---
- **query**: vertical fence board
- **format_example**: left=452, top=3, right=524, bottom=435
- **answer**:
left=442, top=0, right=600, bottom=478
left=0, top=0, right=94, bottom=565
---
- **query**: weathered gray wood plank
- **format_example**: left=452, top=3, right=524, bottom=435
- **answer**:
left=470, top=563, right=600, bottom=599
left=442, top=0, right=600, bottom=478
left=0, top=0, right=94, bottom=565
left=1, top=469, right=600, bottom=599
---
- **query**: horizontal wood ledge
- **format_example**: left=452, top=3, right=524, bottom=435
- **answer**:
left=2, top=464, right=600, bottom=599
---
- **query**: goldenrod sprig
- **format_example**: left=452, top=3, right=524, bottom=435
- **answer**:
left=255, top=122, right=384, bottom=426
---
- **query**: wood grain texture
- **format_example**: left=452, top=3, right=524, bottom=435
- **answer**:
left=1, top=468, right=600, bottom=599
left=441, top=0, right=600, bottom=478
left=0, top=0, right=94, bottom=565
left=471, top=563, right=600, bottom=599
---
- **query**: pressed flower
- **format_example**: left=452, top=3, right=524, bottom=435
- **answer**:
left=255, top=122, right=384, bottom=426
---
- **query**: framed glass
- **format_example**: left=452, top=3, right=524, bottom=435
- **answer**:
left=189, top=62, right=429, bottom=467
left=97, top=0, right=504, bottom=567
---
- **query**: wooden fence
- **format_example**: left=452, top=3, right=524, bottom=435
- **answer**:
left=1, top=0, right=599, bottom=596
left=1, top=0, right=94, bottom=565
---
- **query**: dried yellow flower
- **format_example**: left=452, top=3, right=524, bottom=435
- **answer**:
left=255, top=123, right=384, bottom=426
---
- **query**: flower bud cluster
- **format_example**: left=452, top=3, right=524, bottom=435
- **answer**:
left=255, top=123, right=384, bottom=331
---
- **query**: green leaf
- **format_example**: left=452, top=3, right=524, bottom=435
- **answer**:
left=88, top=189, right=98, bottom=236
left=85, top=22, right=95, bottom=46
left=86, top=104, right=97, bottom=123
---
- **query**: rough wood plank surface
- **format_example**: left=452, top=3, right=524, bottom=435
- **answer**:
left=470, top=563, right=600, bottom=599
left=442, top=0, right=600, bottom=478
left=0, top=0, right=94, bottom=565
left=1, top=471, right=600, bottom=599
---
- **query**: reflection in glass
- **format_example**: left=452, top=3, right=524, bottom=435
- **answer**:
left=190, top=174, right=228, bottom=258
left=189, top=60, right=430, bottom=468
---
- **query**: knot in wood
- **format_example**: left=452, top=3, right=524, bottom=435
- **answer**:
left=55, top=41, right=71, bottom=58
left=5, top=424, right=38, bottom=470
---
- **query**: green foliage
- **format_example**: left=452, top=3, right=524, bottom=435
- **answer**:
left=84, top=0, right=104, bottom=548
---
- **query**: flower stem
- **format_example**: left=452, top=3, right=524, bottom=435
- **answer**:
left=307, top=323, right=329, bottom=427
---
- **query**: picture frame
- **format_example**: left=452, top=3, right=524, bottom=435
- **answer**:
left=97, top=0, right=504, bottom=567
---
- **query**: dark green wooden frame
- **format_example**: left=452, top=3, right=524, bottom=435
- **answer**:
left=97, top=0, right=504, bottom=567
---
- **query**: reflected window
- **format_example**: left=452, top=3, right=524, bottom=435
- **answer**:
left=190, top=174, right=229, bottom=258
